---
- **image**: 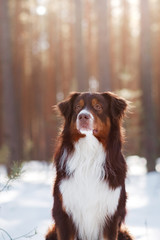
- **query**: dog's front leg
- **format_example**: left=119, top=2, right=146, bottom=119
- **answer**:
left=52, top=195, right=75, bottom=240
left=103, top=216, right=120, bottom=240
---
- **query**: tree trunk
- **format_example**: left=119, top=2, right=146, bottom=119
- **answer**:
left=0, top=0, right=21, bottom=173
left=140, top=0, right=157, bottom=172
left=74, top=0, right=88, bottom=91
left=96, top=0, right=111, bottom=91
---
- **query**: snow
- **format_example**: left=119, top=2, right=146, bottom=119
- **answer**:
left=0, top=157, right=160, bottom=240
left=126, top=156, right=160, bottom=240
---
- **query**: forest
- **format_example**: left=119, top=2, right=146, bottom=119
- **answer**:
left=0, top=0, right=160, bottom=173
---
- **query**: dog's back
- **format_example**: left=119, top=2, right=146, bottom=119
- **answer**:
left=46, top=92, right=133, bottom=240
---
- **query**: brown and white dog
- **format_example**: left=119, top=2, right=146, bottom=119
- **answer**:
left=46, top=92, right=133, bottom=240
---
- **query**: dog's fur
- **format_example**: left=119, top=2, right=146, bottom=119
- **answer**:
left=46, top=92, right=133, bottom=240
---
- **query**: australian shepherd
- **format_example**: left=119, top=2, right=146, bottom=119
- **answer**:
left=46, top=92, right=133, bottom=240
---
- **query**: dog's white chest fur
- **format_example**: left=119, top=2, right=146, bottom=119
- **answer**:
left=60, top=133, right=121, bottom=240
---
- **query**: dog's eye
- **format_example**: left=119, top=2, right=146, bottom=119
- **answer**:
left=94, top=104, right=102, bottom=111
left=75, top=104, right=82, bottom=112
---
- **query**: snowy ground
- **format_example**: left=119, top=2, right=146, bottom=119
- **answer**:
left=0, top=157, right=160, bottom=240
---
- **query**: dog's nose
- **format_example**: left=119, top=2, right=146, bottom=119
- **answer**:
left=78, top=113, right=90, bottom=120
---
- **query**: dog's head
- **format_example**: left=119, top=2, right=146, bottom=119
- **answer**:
left=57, top=92, right=127, bottom=146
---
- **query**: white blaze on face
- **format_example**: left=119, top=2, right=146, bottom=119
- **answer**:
left=76, top=109, right=94, bottom=134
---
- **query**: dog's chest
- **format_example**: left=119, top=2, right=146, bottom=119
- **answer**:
left=59, top=134, right=121, bottom=240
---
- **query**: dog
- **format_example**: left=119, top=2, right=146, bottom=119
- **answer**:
left=46, top=92, right=133, bottom=240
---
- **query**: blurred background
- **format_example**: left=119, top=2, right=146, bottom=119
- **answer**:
left=0, top=0, right=160, bottom=173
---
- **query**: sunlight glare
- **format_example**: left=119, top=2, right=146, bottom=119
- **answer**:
left=111, top=0, right=121, bottom=8
left=37, top=0, right=47, bottom=4
left=36, top=6, right=47, bottom=15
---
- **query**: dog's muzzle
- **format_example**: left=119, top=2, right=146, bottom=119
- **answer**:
left=76, top=109, right=94, bottom=133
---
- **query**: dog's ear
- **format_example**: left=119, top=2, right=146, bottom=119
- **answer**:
left=57, top=92, right=80, bottom=119
left=102, top=92, right=127, bottom=119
